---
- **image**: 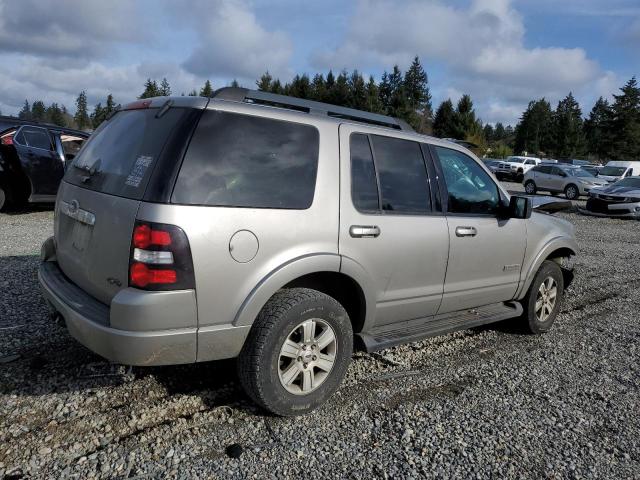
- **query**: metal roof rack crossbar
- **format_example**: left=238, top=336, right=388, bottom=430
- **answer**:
left=212, top=87, right=414, bottom=132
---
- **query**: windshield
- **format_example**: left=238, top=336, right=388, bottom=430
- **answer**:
left=599, top=166, right=627, bottom=176
left=613, top=177, right=640, bottom=188
left=567, top=167, right=594, bottom=178
left=65, top=108, right=191, bottom=199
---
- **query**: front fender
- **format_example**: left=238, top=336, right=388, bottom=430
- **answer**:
left=515, top=236, right=578, bottom=299
left=232, top=253, right=341, bottom=327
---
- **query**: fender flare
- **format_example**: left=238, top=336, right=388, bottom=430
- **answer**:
left=232, top=253, right=342, bottom=327
left=338, top=255, right=377, bottom=333
left=515, top=236, right=578, bottom=299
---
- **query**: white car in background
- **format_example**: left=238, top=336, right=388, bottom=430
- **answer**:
left=495, top=156, right=541, bottom=181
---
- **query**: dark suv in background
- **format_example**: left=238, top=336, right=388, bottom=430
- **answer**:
left=0, top=117, right=88, bottom=210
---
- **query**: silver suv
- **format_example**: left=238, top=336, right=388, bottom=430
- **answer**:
left=39, top=89, right=577, bottom=416
left=523, top=164, right=608, bottom=199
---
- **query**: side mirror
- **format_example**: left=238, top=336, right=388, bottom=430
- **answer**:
left=508, top=195, right=532, bottom=219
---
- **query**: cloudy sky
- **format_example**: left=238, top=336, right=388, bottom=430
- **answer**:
left=0, top=0, right=638, bottom=125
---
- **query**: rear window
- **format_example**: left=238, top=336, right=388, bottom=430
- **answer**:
left=65, top=108, right=190, bottom=199
left=172, top=111, right=319, bottom=209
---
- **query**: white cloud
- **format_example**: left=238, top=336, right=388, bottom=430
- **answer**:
left=313, top=0, right=615, bottom=124
left=181, top=1, right=293, bottom=81
left=0, top=0, right=141, bottom=58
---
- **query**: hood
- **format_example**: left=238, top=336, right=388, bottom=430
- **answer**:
left=530, top=196, right=573, bottom=213
left=597, top=175, right=619, bottom=182
left=598, top=185, right=640, bottom=196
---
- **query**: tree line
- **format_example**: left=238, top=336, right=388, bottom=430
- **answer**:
left=10, top=56, right=640, bottom=161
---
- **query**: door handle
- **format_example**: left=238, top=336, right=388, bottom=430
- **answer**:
left=455, top=226, right=477, bottom=237
left=350, top=225, right=380, bottom=238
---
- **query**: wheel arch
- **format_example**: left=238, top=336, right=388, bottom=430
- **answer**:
left=516, top=240, right=577, bottom=300
left=232, top=254, right=372, bottom=335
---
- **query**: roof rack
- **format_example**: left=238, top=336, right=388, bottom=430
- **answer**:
left=212, top=87, right=414, bottom=132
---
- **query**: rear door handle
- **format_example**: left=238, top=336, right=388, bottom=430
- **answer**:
left=455, top=226, right=477, bottom=237
left=350, top=225, right=380, bottom=238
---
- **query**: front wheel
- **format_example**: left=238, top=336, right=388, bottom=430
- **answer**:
left=0, top=185, right=6, bottom=211
left=524, top=180, right=537, bottom=195
left=237, top=288, right=353, bottom=416
left=519, top=260, right=564, bottom=334
left=565, top=184, right=579, bottom=200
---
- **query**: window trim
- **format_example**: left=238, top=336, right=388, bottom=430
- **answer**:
left=348, top=131, right=439, bottom=217
left=430, top=144, right=504, bottom=218
left=13, top=125, right=54, bottom=153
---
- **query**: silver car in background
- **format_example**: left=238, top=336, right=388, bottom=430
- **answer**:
left=584, top=177, right=640, bottom=218
left=38, top=88, right=577, bottom=416
left=523, top=163, right=608, bottom=200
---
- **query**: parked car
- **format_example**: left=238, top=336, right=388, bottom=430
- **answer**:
left=494, top=156, right=541, bottom=181
left=597, top=161, right=640, bottom=183
left=39, top=89, right=577, bottom=416
left=482, top=158, right=501, bottom=174
left=523, top=164, right=608, bottom=200
left=0, top=118, right=89, bottom=210
left=580, top=165, right=602, bottom=177
left=583, top=176, right=640, bottom=218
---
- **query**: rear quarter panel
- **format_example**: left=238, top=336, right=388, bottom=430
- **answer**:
left=137, top=104, right=340, bottom=330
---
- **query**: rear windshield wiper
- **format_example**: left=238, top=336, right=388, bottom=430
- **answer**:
left=73, top=158, right=101, bottom=182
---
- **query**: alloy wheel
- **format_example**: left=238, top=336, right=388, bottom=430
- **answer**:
left=278, top=318, right=337, bottom=395
left=535, top=276, right=558, bottom=322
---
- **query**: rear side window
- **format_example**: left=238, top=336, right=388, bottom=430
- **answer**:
left=66, top=108, right=191, bottom=199
left=18, top=127, right=52, bottom=150
left=369, top=135, right=431, bottom=214
left=173, top=111, right=319, bottom=209
left=536, top=165, right=552, bottom=174
left=350, top=134, right=379, bottom=212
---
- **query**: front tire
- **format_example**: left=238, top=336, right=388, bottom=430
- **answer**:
left=565, top=184, right=579, bottom=200
left=0, top=185, right=6, bottom=211
left=237, top=288, right=353, bottom=416
left=524, top=180, right=537, bottom=195
left=519, top=260, right=564, bottom=334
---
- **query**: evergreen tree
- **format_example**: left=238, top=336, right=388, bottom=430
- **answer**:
left=365, top=75, right=383, bottom=113
left=91, top=103, right=105, bottom=129
left=31, top=101, right=46, bottom=122
left=104, top=94, right=117, bottom=118
left=270, top=79, right=283, bottom=94
left=230, top=79, right=240, bottom=88
left=552, top=92, right=586, bottom=159
left=584, top=97, right=613, bottom=161
left=326, top=70, right=350, bottom=106
left=432, top=99, right=457, bottom=138
left=494, top=122, right=506, bottom=141
left=324, top=70, right=336, bottom=103
left=288, top=74, right=311, bottom=99
left=199, top=80, right=213, bottom=97
left=483, top=124, right=495, bottom=143
left=378, top=72, right=392, bottom=111
left=311, top=73, right=326, bottom=101
left=18, top=100, right=31, bottom=120
left=403, top=56, right=432, bottom=132
left=46, top=103, right=65, bottom=126
left=514, top=99, right=554, bottom=155
left=74, top=91, right=90, bottom=129
left=256, top=72, right=273, bottom=91
left=188, top=90, right=198, bottom=96
left=608, top=77, right=640, bottom=160
left=348, top=70, right=367, bottom=110
left=159, top=78, right=171, bottom=96
left=139, top=79, right=160, bottom=99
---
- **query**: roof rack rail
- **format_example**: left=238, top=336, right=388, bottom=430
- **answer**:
left=212, top=87, right=414, bottom=132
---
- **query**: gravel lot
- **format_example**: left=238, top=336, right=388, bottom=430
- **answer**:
left=1, top=189, right=639, bottom=479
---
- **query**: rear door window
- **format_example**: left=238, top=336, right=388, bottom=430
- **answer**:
left=172, top=111, right=319, bottom=209
left=65, top=108, right=191, bottom=200
left=369, top=135, right=431, bottom=214
left=350, top=134, right=379, bottom=212
left=17, top=126, right=52, bottom=151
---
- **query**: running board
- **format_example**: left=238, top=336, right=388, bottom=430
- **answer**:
left=357, top=302, right=523, bottom=352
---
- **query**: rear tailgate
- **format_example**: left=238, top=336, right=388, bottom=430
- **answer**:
left=55, top=105, right=202, bottom=305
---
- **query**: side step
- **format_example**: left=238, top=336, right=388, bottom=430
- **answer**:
left=357, top=302, right=523, bottom=352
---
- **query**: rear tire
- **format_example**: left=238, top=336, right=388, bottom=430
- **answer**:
left=0, top=185, right=6, bottom=211
left=237, top=288, right=353, bottom=416
left=565, top=184, right=579, bottom=200
left=524, top=180, right=537, bottom=195
left=519, top=260, right=564, bottom=334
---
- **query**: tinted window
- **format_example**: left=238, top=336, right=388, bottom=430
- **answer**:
left=369, top=135, right=430, bottom=213
left=20, top=127, right=52, bottom=150
left=350, top=134, right=379, bottom=212
left=435, top=146, right=500, bottom=215
left=536, top=165, right=552, bottom=174
left=66, top=108, right=191, bottom=199
left=173, top=111, right=319, bottom=209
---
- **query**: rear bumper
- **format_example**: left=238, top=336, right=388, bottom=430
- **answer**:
left=38, top=260, right=197, bottom=366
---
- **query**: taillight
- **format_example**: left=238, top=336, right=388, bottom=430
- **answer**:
left=1, top=134, right=13, bottom=145
left=129, top=221, right=195, bottom=291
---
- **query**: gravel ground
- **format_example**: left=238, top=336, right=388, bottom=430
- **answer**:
left=1, top=192, right=639, bottom=479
